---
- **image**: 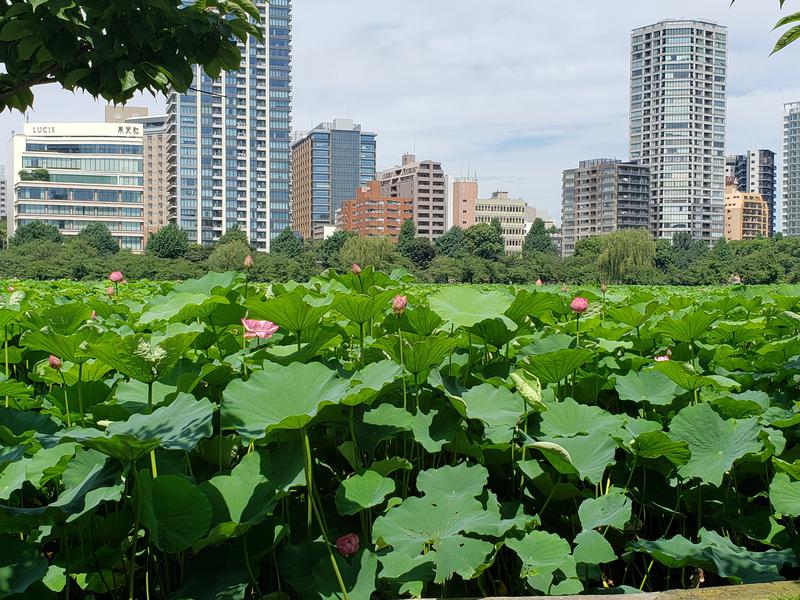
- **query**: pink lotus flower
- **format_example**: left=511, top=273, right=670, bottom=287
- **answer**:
left=48, top=355, right=62, bottom=370
left=570, top=297, right=589, bottom=314
left=244, top=255, right=254, bottom=269
left=335, top=533, right=359, bottom=557
left=351, top=263, right=362, bottom=275
left=7, top=286, right=14, bottom=292
left=655, top=355, right=670, bottom=362
left=392, top=295, right=408, bottom=315
left=535, top=279, right=543, bottom=286
left=106, top=286, right=115, bottom=297
left=90, top=310, right=97, bottom=320
left=241, top=318, right=279, bottom=339
left=108, top=271, right=123, bottom=283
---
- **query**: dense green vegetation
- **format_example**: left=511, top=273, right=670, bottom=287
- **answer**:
left=0, top=268, right=797, bottom=598
left=4, top=222, right=800, bottom=287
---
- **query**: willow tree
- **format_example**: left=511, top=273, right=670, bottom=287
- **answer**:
left=598, top=229, right=656, bottom=283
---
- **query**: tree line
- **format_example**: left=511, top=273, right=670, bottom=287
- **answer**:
left=1, top=218, right=799, bottom=285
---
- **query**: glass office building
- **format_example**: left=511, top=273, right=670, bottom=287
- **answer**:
left=166, top=0, right=291, bottom=250
left=291, top=119, right=377, bottom=240
left=629, top=20, right=727, bottom=242
left=8, top=123, right=145, bottom=251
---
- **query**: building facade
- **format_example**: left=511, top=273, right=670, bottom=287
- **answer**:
left=475, top=191, right=531, bottom=253
left=166, top=0, right=291, bottom=250
left=291, top=119, right=376, bottom=241
left=8, top=123, right=145, bottom=251
left=452, top=177, right=478, bottom=229
left=725, top=150, right=776, bottom=236
left=561, top=159, right=651, bottom=257
left=378, top=154, right=449, bottom=240
left=336, top=181, right=412, bottom=240
left=724, top=183, right=769, bottom=240
left=784, top=102, right=800, bottom=236
left=629, top=20, right=727, bottom=242
left=0, top=166, right=6, bottom=219
left=127, top=115, right=170, bottom=240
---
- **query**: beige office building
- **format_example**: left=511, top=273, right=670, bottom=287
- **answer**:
left=724, top=183, right=769, bottom=241
left=452, top=177, right=478, bottom=229
left=475, top=191, right=535, bottom=253
left=378, top=154, right=449, bottom=240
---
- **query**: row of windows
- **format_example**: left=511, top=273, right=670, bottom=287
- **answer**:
left=18, top=218, right=144, bottom=232
left=17, top=186, right=142, bottom=203
left=26, top=143, right=142, bottom=155
left=23, top=156, right=143, bottom=174
left=17, top=204, right=142, bottom=217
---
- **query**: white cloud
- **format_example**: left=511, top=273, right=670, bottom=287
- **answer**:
left=0, top=0, right=796, bottom=223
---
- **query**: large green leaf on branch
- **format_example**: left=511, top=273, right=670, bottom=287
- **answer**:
left=669, top=403, right=763, bottom=487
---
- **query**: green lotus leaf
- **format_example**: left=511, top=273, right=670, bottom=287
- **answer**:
left=521, top=347, right=593, bottom=385
left=504, top=289, right=560, bottom=324
left=335, top=470, right=396, bottom=515
left=0, top=535, right=48, bottom=598
left=506, top=530, right=571, bottom=593
left=362, top=403, right=459, bottom=453
left=534, top=433, right=618, bottom=484
left=540, top=397, right=624, bottom=439
left=573, top=529, right=616, bottom=564
left=615, top=370, right=679, bottom=405
left=221, top=361, right=348, bottom=440
left=138, top=292, right=229, bottom=324
left=654, top=361, right=739, bottom=392
left=510, top=371, right=546, bottom=412
left=138, top=472, right=213, bottom=553
left=669, top=403, right=762, bottom=486
left=21, top=326, right=100, bottom=364
left=631, top=431, right=691, bottom=466
left=334, top=290, right=395, bottom=325
left=314, top=549, right=379, bottom=600
left=342, top=360, right=403, bottom=407
left=770, top=473, right=800, bottom=517
left=607, top=304, right=651, bottom=329
left=246, top=291, right=331, bottom=337
left=656, top=311, right=718, bottom=343
left=398, top=306, right=443, bottom=336
left=462, top=383, right=524, bottom=444
left=428, top=286, right=513, bottom=329
left=27, top=302, right=93, bottom=335
left=578, top=490, right=632, bottom=531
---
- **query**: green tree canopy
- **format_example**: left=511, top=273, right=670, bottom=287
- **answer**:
left=522, top=218, right=558, bottom=256
left=77, top=222, right=118, bottom=256
left=146, top=223, right=190, bottom=259
left=338, top=236, right=397, bottom=271
left=217, top=227, right=250, bottom=248
left=0, top=0, right=262, bottom=112
left=208, top=240, right=251, bottom=272
left=396, top=219, right=417, bottom=258
left=317, top=230, right=356, bottom=268
left=435, top=227, right=467, bottom=258
left=270, top=227, right=304, bottom=258
left=11, top=221, right=62, bottom=246
left=598, top=229, right=656, bottom=283
left=465, top=223, right=504, bottom=261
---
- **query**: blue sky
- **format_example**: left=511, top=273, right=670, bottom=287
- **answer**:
left=1, top=0, right=798, bottom=224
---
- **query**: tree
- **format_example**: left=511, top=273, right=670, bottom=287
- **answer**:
left=208, top=240, right=251, bottom=272
left=18, top=169, right=49, bottom=181
left=0, top=0, right=261, bottom=112
left=77, top=222, right=118, bottom=255
left=217, top=226, right=250, bottom=248
left=522, top=218, right=558, bottom=256
left=338, top=236, right=397, bottom=271
left=464, top=223, right=504, bottom=261
left=598, top=229, right=656, bottom=283
left=317, top=230, right=356, bottom=268
left=404, top=238, right=437, bottom=270
left=146, top=223, right=189, bottom=259
left=731, top=0, right=800, bottom=53
left=11, top=221, right=62, bottom=246
left=270, top=227, right=304, bottom=258
left=435, top=227, right=467, bottom=258
left=396, top=219, right=417, bottom=257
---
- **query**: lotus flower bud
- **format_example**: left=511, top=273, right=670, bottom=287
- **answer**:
left=244, top=255, right=254, bottom=269
left=351, top=263, right=362, bottom=275
left=108, top=271, right=123, bottom=283
left=535, top=279, right=543, bottom=286
left=106, top=286, right=115, bottom=297
left=570, top=297, right=589, bottom=314
left=335, top=533, right=359, bottom=557
left=392, top=294, right=408, bottom=314
left=48, top=355, right=62, bottom=370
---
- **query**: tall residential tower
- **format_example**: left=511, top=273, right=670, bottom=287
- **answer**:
left=629, top=20, right=727, bottom=242
left=784, top=103, right=800, bottom=236
left=725, top=150, right=776, bottom=235
left=166, top=0, right=291, bottom=250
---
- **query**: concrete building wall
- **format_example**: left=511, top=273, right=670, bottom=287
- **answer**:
left=784, top=103, right=800, bottom=236
left=629, top=20, right=727, bottom=242
left=725, top=150, right=776, bottom=236
left=0, top=165, right=6, bottom=219
left=126, top=115, right=170, bottom=241
left=378, top=154, right=447, bottom=240
left=337, top=181, right=412, bottom=240
left=725, top=184, right=768, bottom=240
left=452, top=178, right=477, bottom=229
left=475, top=191, right=530, bottom=253
left=104, top=105, right=149, bottom=124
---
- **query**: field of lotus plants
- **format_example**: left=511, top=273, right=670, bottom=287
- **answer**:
left=0, top=266, right=798, bottom=599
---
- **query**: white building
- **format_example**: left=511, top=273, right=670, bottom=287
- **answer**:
left=784, top=103, right=800, bottom=236
left=475, top=191, right=536, bottom=253
left=629, top=20, right=727, bottom=242
left=8, top=123, right=145, bottom=252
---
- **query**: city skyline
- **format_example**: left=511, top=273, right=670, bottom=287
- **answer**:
left=0, top=1, right=797, bottom=228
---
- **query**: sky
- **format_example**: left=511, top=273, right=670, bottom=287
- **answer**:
left=1, top=0, right=799, bottom=225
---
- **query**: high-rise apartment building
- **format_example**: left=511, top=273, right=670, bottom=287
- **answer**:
left=291, top=119, right=376, bottom=241
left=0, top=166, right=6, bottom=219
left=629, top=20, right=727, bottom=242
left=561, top=159, right=651, bottom=257
left=166, top=0, right=291, bottom=250
left=378, top=154, right=449, bottom=240
left=127, top=115, right=170, bottom=239
left=8, top=123, right=145, bottom=251
left=784, top=102, right=800, bottom=236
left=336, top=181, right=413, bottom=240
left=474, top=191, right=531, bottom=253
left=724, top=183, right=769, bottom=240
left=452, top=177, right=478, bottom=229
left=725, top=150, right=776, bottom=235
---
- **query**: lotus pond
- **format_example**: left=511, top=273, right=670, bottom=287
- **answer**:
left=0, top=269, right=798, bottom=599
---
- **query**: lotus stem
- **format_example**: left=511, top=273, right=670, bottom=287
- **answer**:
left=147, top=382, right=158, bottom=478
left=3, top=325, right=8, bottom=408
left=59, top=372, right=72, bottom=428
left=77, top=362, right=84, bottom=427
left=129, top=467, right=143, bottom=600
